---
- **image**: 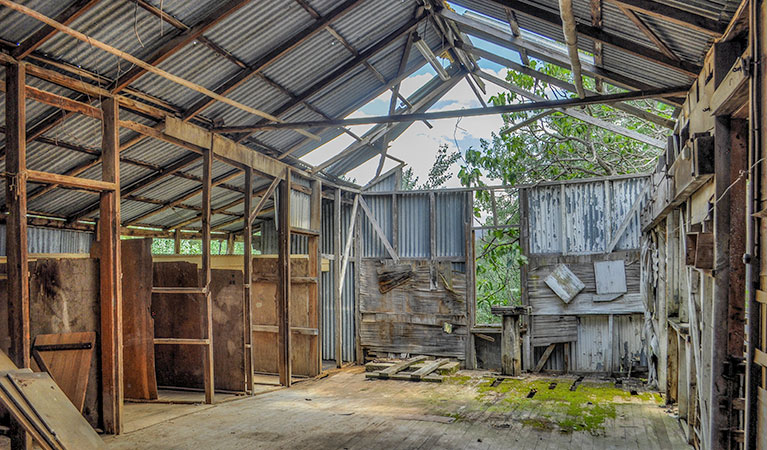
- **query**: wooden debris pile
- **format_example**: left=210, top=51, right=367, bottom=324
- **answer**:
left=364, top=355, right=459, bottom=382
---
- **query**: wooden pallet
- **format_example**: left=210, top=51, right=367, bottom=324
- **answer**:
left=364, top=356, right=453, bottom=382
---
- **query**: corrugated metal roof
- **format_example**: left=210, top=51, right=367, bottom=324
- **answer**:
left=0, top=0, right=730, bottom=231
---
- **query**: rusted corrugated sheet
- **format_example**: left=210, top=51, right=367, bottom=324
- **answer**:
left=527, top=176, right=649, bottom=255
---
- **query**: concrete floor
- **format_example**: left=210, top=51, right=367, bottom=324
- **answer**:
left=105, top=368, right=690, bottom=449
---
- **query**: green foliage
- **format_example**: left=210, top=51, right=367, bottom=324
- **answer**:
left=150, top=238, right=244, bottom=255
left=457, top=59, right=668, bottom=324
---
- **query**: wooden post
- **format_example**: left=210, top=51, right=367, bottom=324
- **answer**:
left=174, top=228, right=181, bottom=254
left=277, top=170, right=292, bottom=386
left=493, top=306, right=525, bottom=376
left=5, top=61, right=31, bottom=450
left=99, top=96, right=122, bottom=434
left=711, top=115, right=732, bottom=449
left=201, top=142, right=214, bottom=404
left=309, top=179, right=321, bottom=373
left=226, top=233, right=235, bottom=255
left=243, top=167, right=254, bottom=394
left=334, top=188, right=343, bottom=367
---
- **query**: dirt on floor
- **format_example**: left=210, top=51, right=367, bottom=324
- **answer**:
left=106, top=367, right=690, bottom=449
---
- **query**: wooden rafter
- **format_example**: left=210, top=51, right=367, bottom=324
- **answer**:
left=590, top=0, right=604, bottom=92
left=486, top=0, right=700, bottom=77
left=275, top=41, right=449, bottom=162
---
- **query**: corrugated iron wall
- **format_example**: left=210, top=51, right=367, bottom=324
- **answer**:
left=0, top=225, right=93, bottom=255
left=319, top=197, right=357, bottom=362
left=362, top=191, right=467, bottom=261
left=528, top=176, right=649, bottom=255
left=525, top=176, right=649, bottom=373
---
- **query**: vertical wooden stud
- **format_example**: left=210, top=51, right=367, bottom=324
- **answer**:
left=243, top=167, right=254, bottom=394
left=174, top=228, right=181, bottom=254
left=5, top=61, right=31, bottom=450
left=100, top=96, right=122, bottom=434
left=334, top=188, right=343, bottom=368
left=309, top=179, right=321, bottom=374
left=201, top=141, right=214, bottom=404
left=277, top=170, right=292, bottom=386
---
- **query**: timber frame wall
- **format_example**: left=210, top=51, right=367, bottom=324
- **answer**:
left=641, top=2, right=767, bottom=449
left=1, top=56, right=327, bottom=436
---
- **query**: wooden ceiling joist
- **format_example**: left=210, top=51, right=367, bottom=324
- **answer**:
left=487, top=0, right=701, bottom=77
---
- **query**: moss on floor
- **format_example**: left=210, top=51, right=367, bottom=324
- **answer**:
left=432, top=374, right=662, bottom=435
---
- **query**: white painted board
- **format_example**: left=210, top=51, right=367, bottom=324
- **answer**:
left=594, top=260, right=627, bottom=295
left=544, top=264, right=585, bottom=304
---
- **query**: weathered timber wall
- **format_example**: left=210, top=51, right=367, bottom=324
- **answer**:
left=0, top=258, right=102, bottom=427
left=359, top=260, right=467, bottom=359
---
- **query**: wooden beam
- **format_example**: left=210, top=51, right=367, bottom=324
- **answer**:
left=26, top=170, right=116, bottom=192
left=201, top=140, right=214, bottom=404
left=99, top=96, right=122, bottom=434
left=590, top=0, right=604, bottom=92
left=219, top=85, right=687, bottom=132
left=339, top=196, right=359, bottom=287
left=11, top=0, right=100, bottom=59
left=0, top=0, right=319, bottom=141
left=492, top=0, right=700, bottom=76
left=358, top=196, right=399, bottom=262
left=249, top=178, right=280, bottom=224
left=442, top=8, right=686, bottom=96
left=534, top=343, right=556, bottom=373
left=4, top=62, right=31, bottom=450
left=603, top=0, right=725, bottom=36
left=605, top=183, right=650, bottom=253
left=277, top=170, right=292, bottom=387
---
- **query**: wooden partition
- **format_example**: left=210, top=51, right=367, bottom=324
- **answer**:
left=0, top=255, right=102, bottom=427
left=251, top=255, right=320, bottom=378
